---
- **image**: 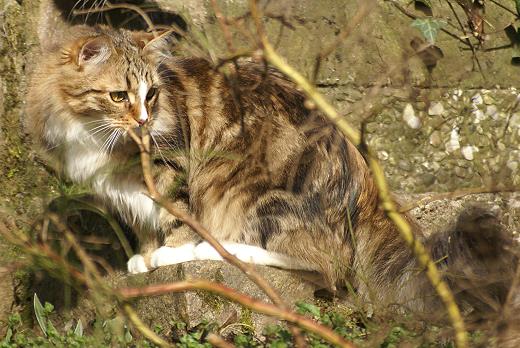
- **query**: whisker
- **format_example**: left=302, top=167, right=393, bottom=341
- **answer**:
left=153, top=131, right=182, bottom=155
left=89, top=123, right=113, bottom=134
left=83, top=119, right=110, bottom=125
left=150, top=133, right=175, bottom=170
left=99, top=129, right=117, bottom=155
left=89, top=126, right=114, bottom=144
left=108, top=129, right=123, bottom=156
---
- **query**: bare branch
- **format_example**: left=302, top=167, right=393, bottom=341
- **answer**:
left=72, top=1, right=157, bottom=36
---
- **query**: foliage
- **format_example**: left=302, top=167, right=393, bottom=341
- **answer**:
left=2, top=296, right=470, bottom=348
left=410, top=18, right=446, bottom=45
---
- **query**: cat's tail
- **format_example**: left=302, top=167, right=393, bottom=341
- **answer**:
left=426, top=205, right=518, bottom=319
left=354, top=204, right=517, bottom=320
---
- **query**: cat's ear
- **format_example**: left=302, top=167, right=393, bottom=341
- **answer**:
left=76, top=36, right=111, bottom=66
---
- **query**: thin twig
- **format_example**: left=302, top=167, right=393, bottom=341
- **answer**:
left=210, top=0, right=236, bottom=53
left=72, top=1, right=157, bottom=37
left=312, top=0, right=375, bottom=82
left=399, top=187, right=519, bottom=212
left=446, top=0, right=485, bottom=79
left=488, top=0, right=518, bottom=17
left=248, top=1, right=468, bottom=347
left=118, top=280, right=355, bottom=348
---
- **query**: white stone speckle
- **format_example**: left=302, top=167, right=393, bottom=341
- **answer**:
left=507, top=160, right=518, bottom=173
left=446, top=127, right=460, bottom=152
left=486, top=105, right=498, bottom=119
left=403, top=103, right=421, bottom=129
left=461, top=145, right=478, bottom=161
left=471, top=93, right=483, bottom=105
left=378, top=151, right=389, bottom=161
left=473, top=109, right=485, bottom=123
left=428, top=102, right=444, bottom=116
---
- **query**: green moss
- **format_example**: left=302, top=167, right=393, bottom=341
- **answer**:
left=196, top=290, right=226, bottom=312
left=238, top=308, right=253, bottom=327
left=0, top=0, right=54, bottom=218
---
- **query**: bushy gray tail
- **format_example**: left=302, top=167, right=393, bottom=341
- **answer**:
left=427, top=205, right=518, bottom=320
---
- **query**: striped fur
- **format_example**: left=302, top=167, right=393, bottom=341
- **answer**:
left=26, top=26, right=516, bottom=314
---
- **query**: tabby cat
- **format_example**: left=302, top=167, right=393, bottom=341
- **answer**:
left=26, top=25, right=515, bottom=312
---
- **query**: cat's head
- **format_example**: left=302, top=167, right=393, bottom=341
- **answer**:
left=28, top=26, right=174, bottom=152
left=66, top=27, right=171, bottom=125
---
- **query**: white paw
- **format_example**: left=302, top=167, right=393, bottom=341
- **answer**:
left=194, top=241, right=225, bottom=261
left=150, top=244, right=197, bottom=268
left=127, top=254, right=149, bottom=274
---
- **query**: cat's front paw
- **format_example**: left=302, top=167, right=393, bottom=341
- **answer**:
left=150, top=244, right=197, bottom=268
left=127, top=254, right=149, bottom=274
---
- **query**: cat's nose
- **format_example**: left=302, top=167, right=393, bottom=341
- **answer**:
left=137, top=119, right=146, bottom=126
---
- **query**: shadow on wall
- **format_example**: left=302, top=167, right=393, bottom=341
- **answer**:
left=53, top=0, right=187, bottom=32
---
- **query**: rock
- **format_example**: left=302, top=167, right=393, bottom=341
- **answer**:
left=454, top=166, right=466, bottom=178
left=461, top=145, right=477, bottom=161
left=403, top=192, right=520, bottom=237
left=429, top=131, right=442, bottom=147
left=473, top=109, right=486, bottom=123
left=510, top=113, right=520, bottom=128
left=428, top=102, right=444, bottom=116
left=72, top=261, right=320, bottom=335
left=446, top=128, right=460, bottom=152
left=403, top=103, right=421, bottom=129
left=486, top=105, right=498, bottom=118
left=471, top=93, right=483, bottom=105
left=419, top=173, right=436, bottom=187
left=483, top=93, right=495, bottom=105
left=507, top=160, right=518, bottom=173
left=378, top=150, right=389, bottom=161
left=398, top=160, right=412, bottom=171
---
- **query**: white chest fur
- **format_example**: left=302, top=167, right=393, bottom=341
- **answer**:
left=92, top=173, right=160, bottom=228
left=45, top=117, right=160, bottom=228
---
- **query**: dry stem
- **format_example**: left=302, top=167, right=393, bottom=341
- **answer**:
left=123, top=304, right=173, bottom=347
left=72, top=1, right=157, bottom=37
left=399, top=186, right=518, bottom=212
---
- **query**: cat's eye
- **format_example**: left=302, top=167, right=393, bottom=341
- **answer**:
left=146, top=88, right=157, bottom=101
left=109, top=91, right=128, bottom=103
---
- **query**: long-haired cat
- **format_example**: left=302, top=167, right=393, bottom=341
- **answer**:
left=26, top=25, right=516, bottom=314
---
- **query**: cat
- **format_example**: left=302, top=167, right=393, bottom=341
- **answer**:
left=26, top=25, right=516, bottom=313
